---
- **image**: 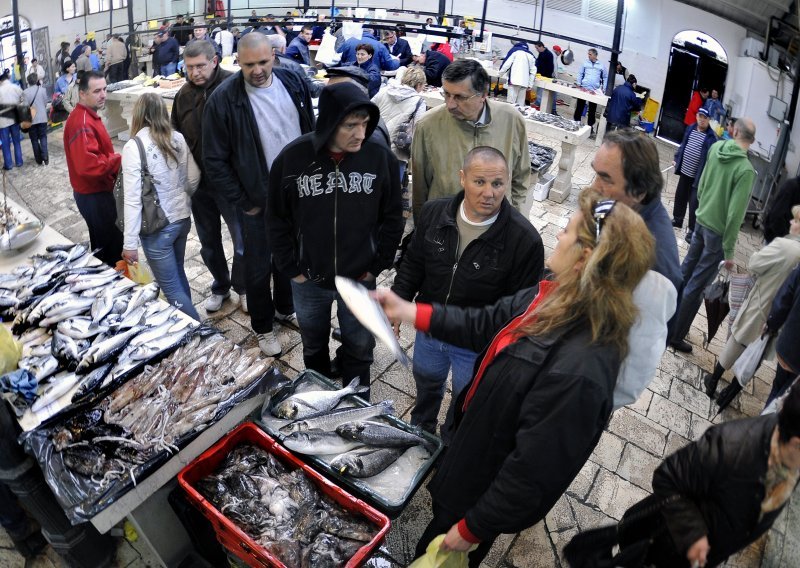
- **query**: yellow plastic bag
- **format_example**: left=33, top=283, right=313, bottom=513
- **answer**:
left=116, top=260, right=154, bottom=285
left=408, top=535, right=477, bottom=568
left=0, top=324, right=22, bottom=375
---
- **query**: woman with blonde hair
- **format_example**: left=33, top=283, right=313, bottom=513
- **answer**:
left=371, top=65, right=427, bottom=213
left=377, top=189, right=655, bottom=567
left=121, top=92, right=200, bottom=320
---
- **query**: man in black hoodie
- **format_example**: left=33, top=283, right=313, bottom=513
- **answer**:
left=267, top=83, right=404, bottom=398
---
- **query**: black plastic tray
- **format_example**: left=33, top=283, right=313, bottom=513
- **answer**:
left=255, top=370, right=443, bottom=518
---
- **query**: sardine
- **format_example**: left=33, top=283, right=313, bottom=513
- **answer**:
left=279, top=400, right=394, bottom=434
left=330, top=446, right=405, bottom=478
left=282, top=431, right=364, bottom=455
left=272, top=378, right=368, bottom=420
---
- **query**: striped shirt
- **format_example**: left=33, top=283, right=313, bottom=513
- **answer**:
left=681, top=129, right=706, bottom=178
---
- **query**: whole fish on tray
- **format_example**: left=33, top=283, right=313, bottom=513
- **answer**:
left=272, top=378, right=367, bottom=420
left=279, top=400, right=394, bottom=434
left=330, top=447, right=406, bottom=478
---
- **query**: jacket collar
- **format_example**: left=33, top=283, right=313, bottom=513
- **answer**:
left=452, top=100, right=493, bottom=132
left=76, top=103, right=100, bottom=120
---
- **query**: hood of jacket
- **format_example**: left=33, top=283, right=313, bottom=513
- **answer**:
left=715, top=138, right=750, bottom=163
left=312, top=82, right=380, bottom=153
left=384, top=81, right=420, bottom=103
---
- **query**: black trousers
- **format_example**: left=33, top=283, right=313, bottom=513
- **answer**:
left=672, top=173, right=698, bottom=230
left=415, top=502, right=495, bottom=568
left=73, top=191, right=123, bottom=268
left=574, top=99, right=598, bottom=127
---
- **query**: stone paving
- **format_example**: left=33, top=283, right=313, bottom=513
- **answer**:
left=0, top=106, right=797, bottom=567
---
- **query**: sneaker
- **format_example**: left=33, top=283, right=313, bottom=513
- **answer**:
left=684, top=231, right=693, bottom=245
left=257, top=331, right=282, bottom=356
left=274, top=311, right=299, bottom=329
left=204, top=292, right=230, bottom=312
left=239, top=293, right=248, bottom=313
left=669, top=339, right=693, bottom=353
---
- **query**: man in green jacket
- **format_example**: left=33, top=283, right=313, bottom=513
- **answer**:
left=669, top=118, right=756, bottom=353
left=410, top=59, right=530, bottom=220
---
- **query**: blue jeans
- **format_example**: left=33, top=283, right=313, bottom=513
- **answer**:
left=155, top=61, right=177, bottom=77
left=0, top=124, right=23, bottom=169
left=291, top=278, right=376, bottom=398
left=411, top=331, right=478, bottom=440
left=191, top=181, right=245, bottom=296
left=27, top=123, right=48, bottom=164
left=140, top=218, right=200, bottom=321
left=671, top=223, right=725, bottom=342
left=241, top=211, right=293, bottom=333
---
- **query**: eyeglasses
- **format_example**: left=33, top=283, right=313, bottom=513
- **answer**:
left=439, top=88, right=480, bottom=104
left=593, top=199, right=617, bottom=242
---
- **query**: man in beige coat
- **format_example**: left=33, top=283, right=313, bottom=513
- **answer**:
left=704, top=204, right=800, bottom=399
left=104, top=35, right=127, bottom=84
left=410, top=59, right=530, bottom=219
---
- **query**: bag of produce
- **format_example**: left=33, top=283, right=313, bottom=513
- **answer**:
left=408, top=535, right=476, bottom=568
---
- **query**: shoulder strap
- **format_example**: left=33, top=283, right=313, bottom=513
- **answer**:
left=409, top=97, right=424, bottom=122
left=132, top=135, right=155, bottom=195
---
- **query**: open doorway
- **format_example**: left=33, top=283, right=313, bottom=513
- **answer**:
left=657, top=30, right=728, bottom=144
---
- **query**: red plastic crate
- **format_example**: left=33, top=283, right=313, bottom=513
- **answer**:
left=177, top=422, right=391, bottom=568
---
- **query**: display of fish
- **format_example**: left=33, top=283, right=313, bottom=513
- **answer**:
left=283, top=431, right=365, bottom=455
left=336, top=420, right=431, bottom=450
left=121, top=283, right=159, bottom=318
left=90, top=287, right=114, bottom=324
left=334, top=276, right=409, bottom=367
left=76, top=326, right=143, bottom=371
left=32, top=372, right=81, bottom=413
left=330, top=447, right=405, bottom=478
left=278, top=400, right=394, bottom=435
left=272, top=378, right=368, bottom=420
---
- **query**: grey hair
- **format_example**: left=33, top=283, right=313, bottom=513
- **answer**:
left=183, top=40, right=216, bottom=61
left=268, top=34, right=287, bottom=51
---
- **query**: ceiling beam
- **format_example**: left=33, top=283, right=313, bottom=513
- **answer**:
left=673, top=0, right=769, bottom=34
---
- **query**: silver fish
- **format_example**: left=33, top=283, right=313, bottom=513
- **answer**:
left=336, top=420, right=430, bottom=449
left=335, top=276, right=409, bottom=367
left=57, top=317, right=109, bottom=340
left=272, top=378, right=368, bottom=420
left=279, top=400, right=394, bottom=434
left=71, top=363, right=114, bottom=403
left=77, top=327, right=143, bottom=371
left=121, top=283, right=160, bottom=318
left=32, top=371, right=80, bottom=413
left=51, top=329, right=80, bottom=364
left=21, top=355, right=59, bottom=382
left=330, top=447, right=405, bottom=477
left=282, top=431, right=365, bottom=455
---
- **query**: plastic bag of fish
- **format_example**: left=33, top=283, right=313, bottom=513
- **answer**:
left=20, top=332, right=273, bottom=523
left=197, top=443, right=379, bottom=568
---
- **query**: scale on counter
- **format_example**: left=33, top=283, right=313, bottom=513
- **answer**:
left=0, top=171, right=43, bottom=252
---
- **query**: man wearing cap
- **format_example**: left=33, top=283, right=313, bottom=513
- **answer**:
left=152, top=30, right=179, bottom=76
left=266, top=83, right=403, bottom=400
left=671, top=107, right=718, bottom=242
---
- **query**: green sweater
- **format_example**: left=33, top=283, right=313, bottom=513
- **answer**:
left=695, top=139, right=756, bottom=259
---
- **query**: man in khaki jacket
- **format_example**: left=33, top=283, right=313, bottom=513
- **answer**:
left=410, top=59, right=530, bottom=219
left=104, top=35, right=127, bottom=84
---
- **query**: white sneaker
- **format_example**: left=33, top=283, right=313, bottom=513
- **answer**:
left=239, top=293, right=248, bottom=313
left=204, top=292, right=230, bottom=312
left=274, top=311, right=299, bottom=329
left=257, top=331, right=281, bottom=356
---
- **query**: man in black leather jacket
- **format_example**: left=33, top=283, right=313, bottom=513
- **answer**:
left=392, top=146, right=543, bottom=439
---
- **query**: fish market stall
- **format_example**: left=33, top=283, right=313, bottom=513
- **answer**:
left=105, top=83, right=183, bottom=140
left=533, top=78, right=609, bottom=146
left=0, top=215, right=280, bottom=566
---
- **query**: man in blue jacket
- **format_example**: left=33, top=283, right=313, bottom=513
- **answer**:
left=286, top=25, right=312, bottom=65
left=383, top=29, right=412, bottom=67
left=337, top=29, right=400, bottom=71
left=671, top=107, right=718, bottom=242
left=606, top=74, right=642, bottom=130
left=152, top=31, right=179, bottom=76
left=573, top=48, right=606, bottom=131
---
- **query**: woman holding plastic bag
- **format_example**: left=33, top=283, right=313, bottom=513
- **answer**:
left=704, top=205, right=800, bottom=407
left=120, top=92, right=201, bottom=320
left=376, top=190, right=654, bottom=566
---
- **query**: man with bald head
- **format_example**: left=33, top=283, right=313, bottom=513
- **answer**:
left=669, top=118, right=757, bottom=353
left=204, top=31, right=315, bottom=357
left=392, top=146, right=544, bottom=441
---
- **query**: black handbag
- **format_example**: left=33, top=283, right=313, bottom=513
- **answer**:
left=114, top=136, right=169, bottom=235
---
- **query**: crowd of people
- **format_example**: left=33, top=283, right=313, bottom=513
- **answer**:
left=0, top=13, right=794, bottom=566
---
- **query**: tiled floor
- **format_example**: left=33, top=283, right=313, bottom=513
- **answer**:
left=0, top=101, right=796, bottom=567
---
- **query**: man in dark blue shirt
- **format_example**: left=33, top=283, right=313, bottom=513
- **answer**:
left=534, top=41, right=556, bottom=114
